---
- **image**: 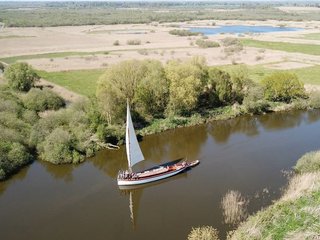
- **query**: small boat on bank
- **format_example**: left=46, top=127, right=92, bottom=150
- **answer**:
left=117, top=102, right=199, bottom=186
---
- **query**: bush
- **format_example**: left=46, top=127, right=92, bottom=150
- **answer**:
left=4, top=62, right=39, bottom=92
left=113, top=40, right=120, bottom=46
left=23, top=88, right=65, bottom=112
left=169, top=29, right=201, bottom=36
left=126, top=39, right=141, bottom=45
left=261, top=72, right=306, bottom=103
left=294, top=151, right=320, bottom=173
left=188, top=226, right=219, bottom=240
left=40, top=127, right=78, bottom=164
left=0, top=141, right=32, bottom=180
left=31, top=101, right=101, bottom=164
left=195, top=39, right=220, bottom=48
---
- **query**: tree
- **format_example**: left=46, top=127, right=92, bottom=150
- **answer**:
left=230, top=65, right=254, bottom=103
left=261, top=72, right=306, bottom=103
left=4, top=62, right=39, bottom=92
left=23, top=88, right=65, bottom=112
left=135, top=60, right=169, bottom=118
left=206, top=68, right=233, bottom=106
left=165, top=58, right=207, bottom=115
left=96, top=60, right=147, bottom=124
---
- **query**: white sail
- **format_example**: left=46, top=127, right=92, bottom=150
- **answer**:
left=126, top=102, right=145, bottom=171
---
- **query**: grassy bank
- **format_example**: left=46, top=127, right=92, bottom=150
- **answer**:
left=242, top=39, right=320, bottom=56
left=37, top=69, right=105, bottom=96
left=229, top=150, right=320, bottom=240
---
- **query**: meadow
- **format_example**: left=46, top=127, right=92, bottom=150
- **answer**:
left=37, top=69, right=106, bottom=96
left=241, top=39, right=320, bottom=56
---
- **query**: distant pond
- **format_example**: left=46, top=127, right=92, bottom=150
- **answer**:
left=1, top=109, right=320, bottom=240
left=189, top=25, right=303, bottom=35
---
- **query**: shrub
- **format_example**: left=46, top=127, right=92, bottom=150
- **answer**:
left=261, top=72, right=306, bottom=103
left=4, top=62, right=39, bottom=92
left=23, top=88, right=65, bottom=112
left=169, top=29, right=201, bottom=36
left=113, top=40, right=120, bottom=46
left=127, top=39, right=141, bottom=45
left=195, top=39, right=220, bottom=48
left=294, top=151, right=320, bottom=173
left=188, top=226, right=219, bottom=240
left=0, top=141, right=32, bottom=180
left=40, top=127, right=77, bottom=164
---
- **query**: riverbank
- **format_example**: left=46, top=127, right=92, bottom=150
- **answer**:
left=228, top=150, right=320, bottom=240
left=139, top=95, right=320, bottom=137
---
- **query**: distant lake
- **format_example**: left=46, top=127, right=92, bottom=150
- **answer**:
left=189, top=25, right=302, bottom=35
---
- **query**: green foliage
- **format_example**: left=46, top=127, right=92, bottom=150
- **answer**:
left=165, top=57, right=206, bottom=115
left=97, top=60, right=146, bottom=123
left=230, top=65, right=254, bottom=104
left=295, top=151, right=320, bottom=174
left=188, top=226, right=220, bottom=240
left=0, top=141, right=32, bottom=180
left=135, top=60, right=169, bottom=118
left=261, top=72, right=306, bottom=103
left=242, top=85, right=270, bottom=114
left=4, top=62, right=39, bottom=92
left=195, top=39, right=220, bottom=48
left=40, top=127, right=80, bottom=164
left=205, top=68, right=233, bottom=106
left=31, top=101, right=102, bottom=164
left=169, top=29, right=201, bottom=36
left=0, top=88, right=35, bottom=180
left=23, top=88, right=65, bottom=112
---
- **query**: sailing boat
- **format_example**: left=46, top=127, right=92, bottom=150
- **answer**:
left=117, top=102, right=199, bottom=186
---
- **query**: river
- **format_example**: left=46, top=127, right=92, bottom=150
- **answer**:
left=1, top=110, right=320, bottom=240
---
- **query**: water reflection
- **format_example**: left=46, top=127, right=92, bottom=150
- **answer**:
left=40, top=161, right=76, bottom=182
left=0, top=163, right=30, bottom=197
left=208, top=116, right=259, bottom=144
left=119, top=172, right=189, bottom=229
left=258, top=111, right=305, bottom=131
left=307, top=109, right=320, bottom=124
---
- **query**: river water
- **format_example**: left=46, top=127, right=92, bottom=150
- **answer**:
left=1, top=110, right=320, bottom=240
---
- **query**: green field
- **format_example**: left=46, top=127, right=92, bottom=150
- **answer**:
left=302, top=32, right=320, bottom=40
left=242, top=39, right=320, bottom=56
left=219, top=64, right=320, bottom=85
left=37, top=69, right=106, bottom=96
left=0, top=51, right=109, bottom=64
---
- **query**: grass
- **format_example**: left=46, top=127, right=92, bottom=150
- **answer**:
left=218, top=64, right=320, bottom=85
left=229, top=151, right=320, bottom=240
left=37, top=69, right=106, bottom=96
left=241, top=39, right=320, bottom=56
left=302, top=32, right=320, bottom=41
left=0, top=51, right=108, bottom=64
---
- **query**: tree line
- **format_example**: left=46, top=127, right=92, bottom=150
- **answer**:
left=1, top=59, right=318, bottom=180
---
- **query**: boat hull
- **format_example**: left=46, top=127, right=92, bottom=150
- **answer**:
left=117, top=166, right=187, bottom=186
